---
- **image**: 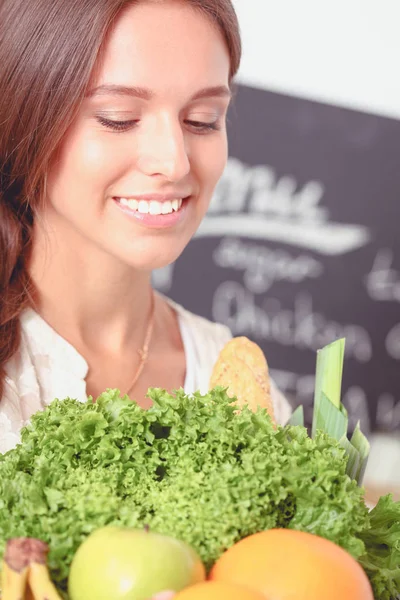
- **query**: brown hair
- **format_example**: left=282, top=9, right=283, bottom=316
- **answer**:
left=0, top=0, right=241, bottom=399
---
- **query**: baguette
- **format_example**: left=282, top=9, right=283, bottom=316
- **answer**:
left=210, top=336, right=275, bottom=423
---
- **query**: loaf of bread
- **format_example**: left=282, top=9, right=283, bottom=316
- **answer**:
left=210, top=336, right=275, bottom=423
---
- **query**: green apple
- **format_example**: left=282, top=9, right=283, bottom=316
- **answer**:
left=68, top=526, right=205, bottom=600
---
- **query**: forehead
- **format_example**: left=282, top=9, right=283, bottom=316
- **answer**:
left=93, top=1, right=230, bottom=94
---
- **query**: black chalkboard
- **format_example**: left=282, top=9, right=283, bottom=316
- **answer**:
left=153, top=84, right=400, bottom=435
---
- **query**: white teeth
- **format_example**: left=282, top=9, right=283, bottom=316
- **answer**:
left=162, top=201, right=173, bottom=214
left=128, top=199, right=139, bottom=210
left=117, top=197, right=183, bottom=215
left=138, top=200, right=149, bottom=214
left=149, top=201, right=162, bottom=215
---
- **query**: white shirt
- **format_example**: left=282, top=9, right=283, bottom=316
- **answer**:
left=0, top=299, right=292, bottom=454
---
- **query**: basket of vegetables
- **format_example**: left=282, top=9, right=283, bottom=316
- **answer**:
left=0, top=339, right=399, bottom=599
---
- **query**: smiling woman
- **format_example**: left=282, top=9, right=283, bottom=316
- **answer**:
left=0, top=0, right=291, bottom=455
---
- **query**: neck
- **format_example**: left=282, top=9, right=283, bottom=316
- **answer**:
left=29, top=224, right=154, bottom=354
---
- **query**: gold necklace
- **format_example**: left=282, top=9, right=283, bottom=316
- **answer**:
left=125, top=291, right=155, bottom=397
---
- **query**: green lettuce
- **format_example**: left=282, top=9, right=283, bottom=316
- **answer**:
left=359, top=495, right=400, bottom=600
left=0, top=388, right=398, bottom=599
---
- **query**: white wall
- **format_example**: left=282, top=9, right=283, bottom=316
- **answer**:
left=233, top=0, right=400, bottom=121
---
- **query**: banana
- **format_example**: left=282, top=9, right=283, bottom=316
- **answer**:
left=27, top=561, right=62, bottom=600
left=24, top=539, right=62, bottom=600
left=1, top=561, right=29, bottom=600
left=1, top=538, right=30, bottom=600
left=0, top=538, right=62, bottom=600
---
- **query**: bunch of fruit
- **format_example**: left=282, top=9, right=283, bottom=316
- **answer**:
left=1, top=538, right=65, bottom=600
left=2, top=525, right=374, bottom=600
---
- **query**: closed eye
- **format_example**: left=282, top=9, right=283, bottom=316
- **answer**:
left=96, top=115, right=221, bottom=134
left=96, top=116, right=138, bottom=132
left=185, top=120, right=220, bottom=133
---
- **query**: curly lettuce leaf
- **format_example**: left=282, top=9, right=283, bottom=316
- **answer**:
left=358, top=494, right=400, bottom=600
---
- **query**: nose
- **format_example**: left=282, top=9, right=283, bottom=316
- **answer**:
left=136, top=114, right=190, bottom=182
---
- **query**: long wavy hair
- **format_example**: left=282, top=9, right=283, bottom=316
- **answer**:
left=0, top=0, right=241, bottom=398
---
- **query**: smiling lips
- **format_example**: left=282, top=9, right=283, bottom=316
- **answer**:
left=115, top=197, right=184, bottom=215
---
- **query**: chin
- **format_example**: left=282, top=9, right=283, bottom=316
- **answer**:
left=117, top=245, right=187, bottom=273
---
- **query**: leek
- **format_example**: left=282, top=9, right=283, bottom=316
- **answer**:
left=311, top=338, right=370, bottom=486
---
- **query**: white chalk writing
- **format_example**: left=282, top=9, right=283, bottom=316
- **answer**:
left=365, top=248, right=400, bottom=303
left=386, top=323, right=400, bottom=360
left=213, top=238, right=323, bottom=293
left=196, top=158, right=371, bottom=256
left=209, top=159, right=328, bottom=221
left=212, top=281, right=372, bottom=362
left=376, top=394, right=400, bottom=430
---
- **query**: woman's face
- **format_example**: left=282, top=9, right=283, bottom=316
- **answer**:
left=44, top=0, right=231, bottom=271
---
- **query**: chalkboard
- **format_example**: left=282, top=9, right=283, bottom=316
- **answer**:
left=153, top=84, right=400, bottom=435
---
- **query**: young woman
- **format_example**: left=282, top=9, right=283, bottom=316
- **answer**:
left=0, top=0, right=291, bottom=455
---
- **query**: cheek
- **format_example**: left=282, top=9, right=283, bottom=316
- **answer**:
left=48, top=126, right=128, bottom=201
left=195, top=135, right=228, bottom=193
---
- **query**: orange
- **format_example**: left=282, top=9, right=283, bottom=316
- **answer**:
left=210, top=529, right=374, bottom=600
left=174, top=581, right=265, bottom=599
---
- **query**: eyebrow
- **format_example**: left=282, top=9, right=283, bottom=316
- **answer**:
left=86, top=84, right=232, bottom=101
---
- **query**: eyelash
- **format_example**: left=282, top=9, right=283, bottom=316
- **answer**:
left=95, top=116, right=220, bottom=134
